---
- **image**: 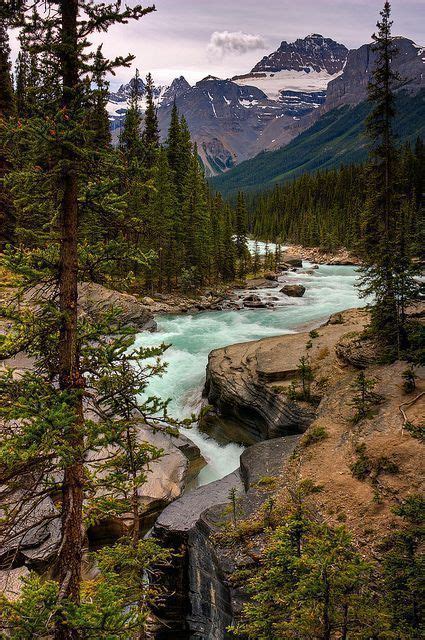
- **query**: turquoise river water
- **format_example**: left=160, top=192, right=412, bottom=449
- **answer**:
left=135, top=260, right=365, bottom=486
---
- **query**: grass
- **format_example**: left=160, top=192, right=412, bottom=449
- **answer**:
left=301, top=425, right=329, bottom=447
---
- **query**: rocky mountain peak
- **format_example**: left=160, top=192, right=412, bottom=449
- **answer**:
left=252, top=34, right=348, bottom=75
left=161, top=76, right=191, bottom=106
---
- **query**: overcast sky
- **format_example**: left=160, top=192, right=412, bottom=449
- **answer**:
left=9, top=0, right=425, bottom=89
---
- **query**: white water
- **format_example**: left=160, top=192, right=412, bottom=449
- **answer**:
left=135, top=263, right=364, bottom=486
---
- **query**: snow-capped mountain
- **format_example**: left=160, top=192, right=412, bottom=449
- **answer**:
left=232, top=34, right=348, bottom=100
left=107, top=34, right=424, bottom=176
left=107, top=35, right=348, bottom=168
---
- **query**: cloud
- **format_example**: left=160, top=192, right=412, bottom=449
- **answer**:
left=207, top=30, right=266, bottom=59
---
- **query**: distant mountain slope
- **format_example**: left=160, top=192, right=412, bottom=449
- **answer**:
left=210, top=89, right=425, bottom=197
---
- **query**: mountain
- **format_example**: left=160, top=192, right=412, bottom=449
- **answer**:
left=106, top=35, right=349, bottom=174
left=211, top=90, right=425, bottom=196
left=211, top=37, right=425, bottom=196
left=233, top=34, right=348, bottom=100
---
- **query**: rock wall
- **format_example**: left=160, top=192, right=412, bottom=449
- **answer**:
left=152, top=437, right=300, bottom=639
left=204, top=334, right=318, bottom=441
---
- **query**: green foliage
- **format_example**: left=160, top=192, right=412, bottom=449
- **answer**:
left=297, top=355, right=314, bottom=401
left=231, top=508, right=389, bottom=639
left=228, top=486, right=240, bottom=527
left=404, top=421, right=425, bottom=443
left=302, top=424, right=329, bottom=447
left=0, top=539, right=171, bottom=639
left=382, top=494, right=425, bottom=638
left=350, top=443, right=399, bottom=483
left=402, top=365, right=417, bottom=393
left=309, top=329, right=319, bottom=339
left=350, top=371, right=380, bottom=423
left=357, top=3, right=421, bottom=354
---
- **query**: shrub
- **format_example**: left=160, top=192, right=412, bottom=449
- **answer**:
left=302, top=425, right=329, bottom=447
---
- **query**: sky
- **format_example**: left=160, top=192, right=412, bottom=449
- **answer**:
left=9, top=0, right=425, bottom=90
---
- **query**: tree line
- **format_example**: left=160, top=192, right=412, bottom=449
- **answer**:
left=0, top=18, right=238, bottom=293
left=248, top=142, right=424, bottom=254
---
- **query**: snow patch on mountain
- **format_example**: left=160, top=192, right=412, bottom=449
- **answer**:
left=233, top=68, right=343, bottom=101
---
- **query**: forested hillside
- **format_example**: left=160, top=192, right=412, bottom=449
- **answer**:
left=248, top=140, right=424, bottom=250
left=212, top=89, right=425, bottom=197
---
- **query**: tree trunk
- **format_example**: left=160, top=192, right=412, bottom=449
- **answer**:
left=322, top=571, right=331, bottom=640
left=55, top=2, right=85, bottom=637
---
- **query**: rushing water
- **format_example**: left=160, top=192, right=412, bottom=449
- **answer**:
left=135, top=263, right=364, bottom=486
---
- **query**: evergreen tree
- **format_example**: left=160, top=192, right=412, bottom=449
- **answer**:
left=166, top=101, right=181, bottom=177
left=350, top=372, right=379, bottom=423
left=235, top=191, right=248, bottom=276
left=232, top=492, right=389, bottom=639
left=383, top=495, right=424, bottom=638
left=148, top=147, right=177, bottom=290
left=142, top=72, right=160, bottom=170
left=88, top=46, right=111, bottom=149
left=0, top=20, right=15, bottom=247
left=120, top=68, right=144, bottom=162
left=1, top=3, right=156, bottom=637
left=359, top=1, right=419, bottom=353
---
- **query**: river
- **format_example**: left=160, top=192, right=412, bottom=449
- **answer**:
left=135, top=261, right=364, bottom=486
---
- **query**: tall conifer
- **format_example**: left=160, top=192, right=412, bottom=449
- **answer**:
left=142, top=72, right=160, bottom=170
left=359, top=1, right=419, bottom=354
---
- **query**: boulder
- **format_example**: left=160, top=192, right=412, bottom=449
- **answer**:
left=87, top=427, right=205, bottom=543
left=0, top=493, right=61, bottom=568
left=281, top=257, right=303, bottom=268
left=244, top=300, right=268, bottom=309
left=246, top=278, right=279, bottom=290
left=78, top=283, right=157, bottom=331
left=243, top=294, right=261, bottom=303
left=280, top=284, right=306, bottom=297
left=264, top=271, right=279, bottom=281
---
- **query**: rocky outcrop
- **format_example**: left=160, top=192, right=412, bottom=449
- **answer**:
left=87, top=429, right=206, bottom=546
left=325, top=37, right=425, bottom=112
left=153, top=436, right=300, bottom=639
left=77, top=282, right=157, bottom=331
left=205, top=309, right=370, bottom=441
left=205, top=336, right=316, bottom=441
left=22, top=282, right=156, bottom=331
left=152, top=470, right=243, bottom=639
left=252, top=34, right=348, bottom=75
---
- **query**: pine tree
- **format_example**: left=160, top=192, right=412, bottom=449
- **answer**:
left=120, top=68, right=144, bottom=163
left=149, top=147, right=177, bottom=290
left=0, top=20, right=15, bottom=247
left=235, top=191, right=248, bottom=277
left=232, top=491, right=389, bottom=639
left=359, top=1, right=419, bottom=354
left=1, top=3, right=156, bottom=637
left=88, top=46, right=111, bottom=149
left=350, top=371, right=379, bottom=422
left=142, top=72, right=160, bottom=170
left=166, top=101, right=181, bottom=176
left=383, top=495, right=424, bottom=638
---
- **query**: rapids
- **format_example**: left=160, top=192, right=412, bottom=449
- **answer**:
left=135, top=262, right=364, bottom=486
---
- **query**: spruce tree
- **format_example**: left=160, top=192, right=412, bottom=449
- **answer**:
left=1, top=3, right=156, bottom=637
left=0, top=20, right=15, bottom=247
left=359, top=1, right=419, bottom=354
left=120, top=68, right=144, bottom=163
left=142, top=72, right=160, bottom=170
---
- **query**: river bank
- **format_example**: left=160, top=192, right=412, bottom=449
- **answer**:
left=151, top=305, right=424, bottom=638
